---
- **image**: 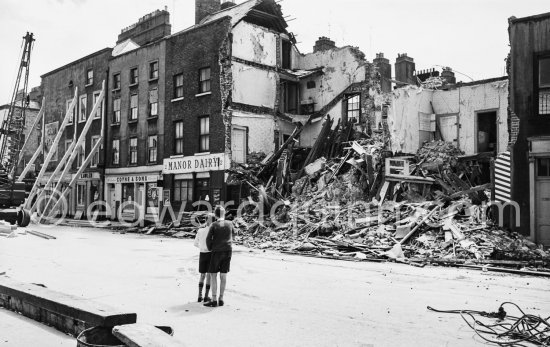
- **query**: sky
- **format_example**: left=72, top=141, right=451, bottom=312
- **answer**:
left=1, top=0, right=549, bottom=103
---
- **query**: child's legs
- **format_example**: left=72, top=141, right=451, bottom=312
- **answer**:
left=209, top=273, right=218, bottom=300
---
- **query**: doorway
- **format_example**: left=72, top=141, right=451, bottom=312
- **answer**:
left=535, top=158, right=550, bottom=245
left=476, top=111, right=497, bottom=153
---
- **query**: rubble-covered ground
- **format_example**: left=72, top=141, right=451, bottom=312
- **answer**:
left=1, top=225, right=549, bottom=347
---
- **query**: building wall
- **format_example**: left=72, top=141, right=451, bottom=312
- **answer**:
left=232, top=62, right=278, bottom=108
left=232, top=21, right=278, bottom=66
left=508, top=14, right=550, bottom=237
left=387, top=78, right=509, bottom=155
left=106, top=40, right=166, bottom=168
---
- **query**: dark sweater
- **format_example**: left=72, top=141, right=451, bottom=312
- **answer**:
left=206, top=220, right=234, bottom=252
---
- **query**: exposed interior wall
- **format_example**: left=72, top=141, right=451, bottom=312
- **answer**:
left=295, top=47, right=367, bottom=113
left=387, top=80, right=509, bottom=155
left=232, top=21, right=278, bottom=66
left=232, top=61, right=277, bottom=108
left=232, top=110, right=276, bottom=154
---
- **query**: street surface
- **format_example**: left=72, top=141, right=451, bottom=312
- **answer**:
left=1, top=225, right=549, bottom=347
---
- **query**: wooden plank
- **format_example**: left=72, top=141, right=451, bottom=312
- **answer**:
left=113, top=324, right=183, bottom=347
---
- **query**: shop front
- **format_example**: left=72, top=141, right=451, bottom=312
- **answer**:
left=71, top=171, right=102, bottom=219
left=104, top=167, right=163, bottom=221
left=163, top=153, right=229, bottom=213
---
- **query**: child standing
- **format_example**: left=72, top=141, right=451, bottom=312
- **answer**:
left=194, top=216, right=213, bottom=303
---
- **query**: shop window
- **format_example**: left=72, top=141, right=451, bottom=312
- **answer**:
left=129, top=94, right=138, bottom=121
left=130, top=67, right=138, bottom=85
left=149, top=88, right=158, bottom=117
left=113, top=73, right=121, bottom=90
left=175, top=121, right=184, bottom=155
left=76, top=184, right=85, bottom=206
left=346, top=94, right=361, bottom=123
left=91, top=136, right=100, bottom=167
left=196, top=179, right=210, bottom=202
left=112, top=139, right=120, bottom=165
left=174, top=73, right=184, bottom=98
left=149, top=61, right=159, bottom=80
left=199, top=67, right=211, bottom=94
left=538, top=57, right=550, bottom=115
left=146, top=183, right=159, bottom=210
left=537, top=158, right=550, bottom=177
left=199, top=116, right=210, bottom=152
left=92, top=91, right=103, bottom=119
left=86, top=69, right=93, bottom=86
left=113, top=97, right=121, bottom=124
left=148, top=135, right=157, bottom=163
left=122, top=183, right=135, bottom=212
left=79, top=95, right=87, bottom=122
left=174, top=179, right=193, bottom=202
left=129, top=137, right=138, bottom=165
left=66, top=99, right=75, bottom=124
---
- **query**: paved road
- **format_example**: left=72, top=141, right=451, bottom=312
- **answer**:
left=1, top=225, right=549, bottom=347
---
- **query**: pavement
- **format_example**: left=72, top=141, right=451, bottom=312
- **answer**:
left=1, top=224, right=549, bottom=347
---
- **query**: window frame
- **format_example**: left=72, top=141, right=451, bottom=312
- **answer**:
left=149, top=88, right=158, bottom=117
left=112, top=139, right=120, bottom=165
left=78, top=94, right=87, bottom=123
left=129, top=93, right=138, bottom=121
left=113, top=97, right=121, bottom=124
left=198, top=67, right=211, bottom=94
left=148, top=135, right=158, bottom=164
left=91, top=135, right=100, bottom=168
left=536, top=54, right=550, bottom=116
left=129, top=137, right=138, bottom=165
left=86, top=69, right=94, bottom=86
left=92, top=91, right=103, bottom=120
left=346, top=94, right=361, bottom=123
left=174, top=121, right=184, bottom=155
left=174, top=73, right=184, bottom=99
left=66, top=99, right=75, bottom=124
left=113, top=73, right=121, bottom=90
left=149, top=60, right=159, bottom=81
left=130, top=67, right=139, bottom=86
left=174, top=179, right=194, bottom=203
left=199, top=116, right=210, bottom=153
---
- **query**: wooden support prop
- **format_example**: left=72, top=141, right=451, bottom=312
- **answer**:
left=400, top=207, right=439, bottom=244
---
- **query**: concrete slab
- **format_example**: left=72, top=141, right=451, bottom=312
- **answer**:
left=113, top=324, right=185, bottom=347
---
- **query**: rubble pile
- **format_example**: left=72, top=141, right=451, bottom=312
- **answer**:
left=227, top=132, right=549, bottom=271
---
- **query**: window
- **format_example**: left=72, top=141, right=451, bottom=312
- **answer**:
left=130, top=67, right=138, bottom=85
left=199, top=116, right=210, bottom=152
left=149, top=61, right=159, bottom=80
left=129, top=94, right=138, bottom=121
left=65, top=140, right=72, bottom=154
left=113, top=73, right=121, bottom=90
left=129, top=137, right=138, bottom=165
left=66, top=99, right=75, bottom=124
left=113, top=98, right=121, bottom=123
left=307, top=81, right=316, bottom=89
left=199, top=67, right=211, bottom=93
left=91, top=136, right=100, bottom=167
left=149, top=88, right=158, bottom=117
left=112, top=139, right=120, bottom=165
left=76, top=184, right=85, bottom=206
left=86, top=69, right=93, bottom=85
left=346, top=94, right=360, bottom=123
left=174, top=180, right=193, bottom=202
left=92, top=91, right=103, bottom=119
left=538, top=57, right=550, bottom=115
left=175, top=121, right=184, bottom=155
left=174, top=73, right=184, bottom=98
left=79, top=95, right=87, bottom=122
left=148, top=135, right=157, bottom=163
left=77, top=142, right=85, bottom=168
left=537, top=158, right=550, bottom=177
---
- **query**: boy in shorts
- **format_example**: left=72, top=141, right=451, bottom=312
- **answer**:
left=194, top=215, right=213, bottom=303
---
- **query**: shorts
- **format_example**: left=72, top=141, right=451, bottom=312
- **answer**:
left=198, top=252, right=212, bottom=274
left=208, top=250, right=232, bottom=274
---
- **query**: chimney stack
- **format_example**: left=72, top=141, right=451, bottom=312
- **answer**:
left=117, top=9, right=171, bottom=46
left=441, top=67, right=456, bottom=85
left=395, top=53, right=416, bottom=86
left=313, top=36, right=336, bottom=53
left=373, top=53, right=392, bottom=93
left=196, top=0, right=221, bottom=24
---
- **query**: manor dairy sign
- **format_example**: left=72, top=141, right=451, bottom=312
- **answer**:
left=163, top=153, right=229, bottom=174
